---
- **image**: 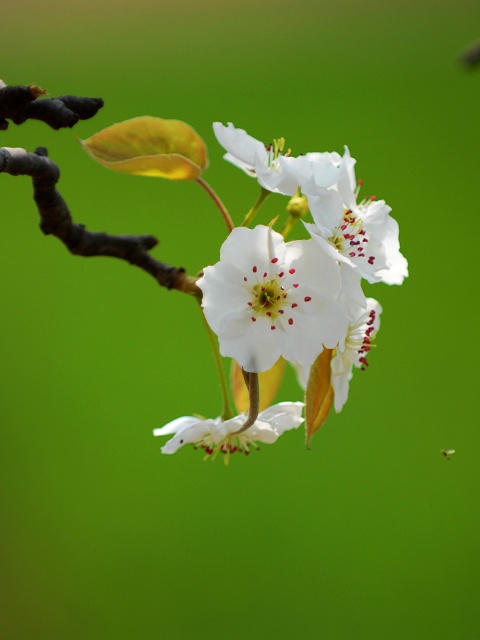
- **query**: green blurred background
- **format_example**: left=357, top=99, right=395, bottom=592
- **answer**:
left=1, top=1, right=480, bottom=638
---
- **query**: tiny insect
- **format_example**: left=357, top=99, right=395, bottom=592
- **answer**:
left=441, top=449, right=456, bottom=461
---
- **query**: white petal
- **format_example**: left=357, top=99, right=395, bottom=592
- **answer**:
left=331, top=369, right=353, bottom=412
left=219, top=225, right=286, bottom=274
left=305, top=188, right=344, bottom=234
left=153, top=416, right=200, bottom=437
left=213, top=122, right=267, bottom=170
left=257, top=401, right=305, bottom=433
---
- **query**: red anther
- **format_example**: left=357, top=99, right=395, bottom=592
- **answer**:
left=271, top=257, right=279, bottom=264
left=366, top=327, right=374, bottom=336
left=368, top=257, right=375, bottom=265
left=251, top=317, right=256, bottom=322
left=288, top=318, right=294, bottom=325
left=277, top=296, right=281, bottom=300
left=293, top=283, right=299, bottom=288
left=367, top=318, right=374, bottom=326
left=292, top=303, right=298, bottom=308
left=247, top=302, right=252, bottom=306
left=266, top=312, right=272, bottom=317
left=271, top=325, right=276, bottom=330
left=289, top=268, right=296, bottom=274
left=359, top=230, right=366, bottom=235
left=278, top=309, right=284, bottom=314
left=363, top=238, right=368, bottom=243
left=278, top=271, right=284, bottom=278
left=244, top=450, right=250, bottom=456
left=340, top=224, right=347, bottom=231
left=263, top=272, right=268, bottom=278
left=370, top=195, right=377, bottom=201
left=349, top=252, right=356, bottom=257
left=358, top=179, right=363, bottom=186
left=253, top=266, right=257, bottom=273
left=359, top=357, right=368, bottom=366
left=244, top=277, right=248, bottom=282
left=345, top=209, right=352, bottom=215
left=304, top=296, right=312, bottom=302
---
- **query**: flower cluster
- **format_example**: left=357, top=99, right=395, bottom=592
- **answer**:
left=154, top=122, right=407, bottom=460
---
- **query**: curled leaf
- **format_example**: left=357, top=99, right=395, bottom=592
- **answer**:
left=81, top=116, right=208, bottom=180
left=305, top=348, right=333, bottom=448
left=231, top=357, right=286, bottom=414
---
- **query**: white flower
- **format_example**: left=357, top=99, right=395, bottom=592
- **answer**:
left=153, top=402, right=304, bottom=461
left=304, top=188, right=408, bottom=285
left=330, top=298, right=382, bottom=411
left=212, top=122, right=301, bottom=195
left=295, top=298, right=382, bottom=412
left=197, top=225, right=355, bottom=373
left=294, top=146, right=357, bottom=203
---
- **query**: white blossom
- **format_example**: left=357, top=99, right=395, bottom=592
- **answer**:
left=197, top=225, right=359, bottom=373
left=213, top=122, right=301, bottom=195
left=304, top=188, right=408, bottom=285
left=295, top=298, right=382, bottom=412
left=153, top=402, right=304, bottom=461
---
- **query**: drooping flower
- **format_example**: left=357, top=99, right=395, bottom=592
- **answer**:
left=197, top=225, right=359, bottom=373
left=295, top=298, right=382, bottom=412
left=304, top=186, right=408, bottom=285
left=153, top=402, right=304, bottom=462
left=212, top=122, right=301, bottom=195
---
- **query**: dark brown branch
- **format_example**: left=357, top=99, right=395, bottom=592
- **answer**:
left=460, top=41, right=480, bottom=68
left=0, top=80, right=104, bottom=130
left=0, top=146, right=200, bottom=295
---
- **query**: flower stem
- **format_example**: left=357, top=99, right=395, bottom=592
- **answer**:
left=281, top=215, right=298, bottom=239
left=197, top=301, right=235, bottom=421
left=196, top=177, right=234, bottom=233
left=233, top=370, right=259, bottom=434
left=241, top=187, right=271, bottom=227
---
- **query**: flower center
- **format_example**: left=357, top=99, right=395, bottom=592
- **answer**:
left=345, top=307, right=378, bottom=370
left=243, top=261, right=308, bottom=329
left=330, top=209, right=375, bottom=266
left=195, top=433, right=260, bottom=464
left=251, top=278, right=285, bottom=318
left=265, top=137, right=291, bottom=171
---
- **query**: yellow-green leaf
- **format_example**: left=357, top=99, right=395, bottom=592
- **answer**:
left=305, top=348, right=334, bottom=448
left=81, top=116, right=208, bottom=180
left=231, top=357, right=286, bottom=414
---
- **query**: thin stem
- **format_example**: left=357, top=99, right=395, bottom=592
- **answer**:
left=196, top=177, right=234, bottom=233
left=197, top=301, right=235, bottom=421
left=280, top=215, right=299, bottom=239
left=241, top=187, right=271, bottom=227
left=232, top=371, right=259, bottom=434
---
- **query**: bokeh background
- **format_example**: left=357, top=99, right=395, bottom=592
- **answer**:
left=1, top=1, right=480, bottom=638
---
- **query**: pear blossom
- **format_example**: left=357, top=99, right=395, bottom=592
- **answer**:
left=197, top=225, right=359, bottom=373
left=291, top=146, right=357, bottom=202
left=295, top=298, right=382, bottom=412
left=153, top=402, right=304, bottom=461
left=304, top=187, right=408, bottom=285
left=213, top=122, right=301, bottom=195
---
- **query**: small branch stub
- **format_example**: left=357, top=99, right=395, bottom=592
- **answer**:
left=0, top=80, right=104, bottom=131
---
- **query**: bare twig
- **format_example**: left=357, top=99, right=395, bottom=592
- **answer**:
left=0, top=146, right=200, bottom=295
left=0, top=80, right=104, bottom=130
left=460, top=40, right=480, bottom=68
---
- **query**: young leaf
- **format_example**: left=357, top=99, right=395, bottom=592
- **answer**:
left=81, top=116, right=208, bottom=180
left=305, top=348, right=333, bottom=448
